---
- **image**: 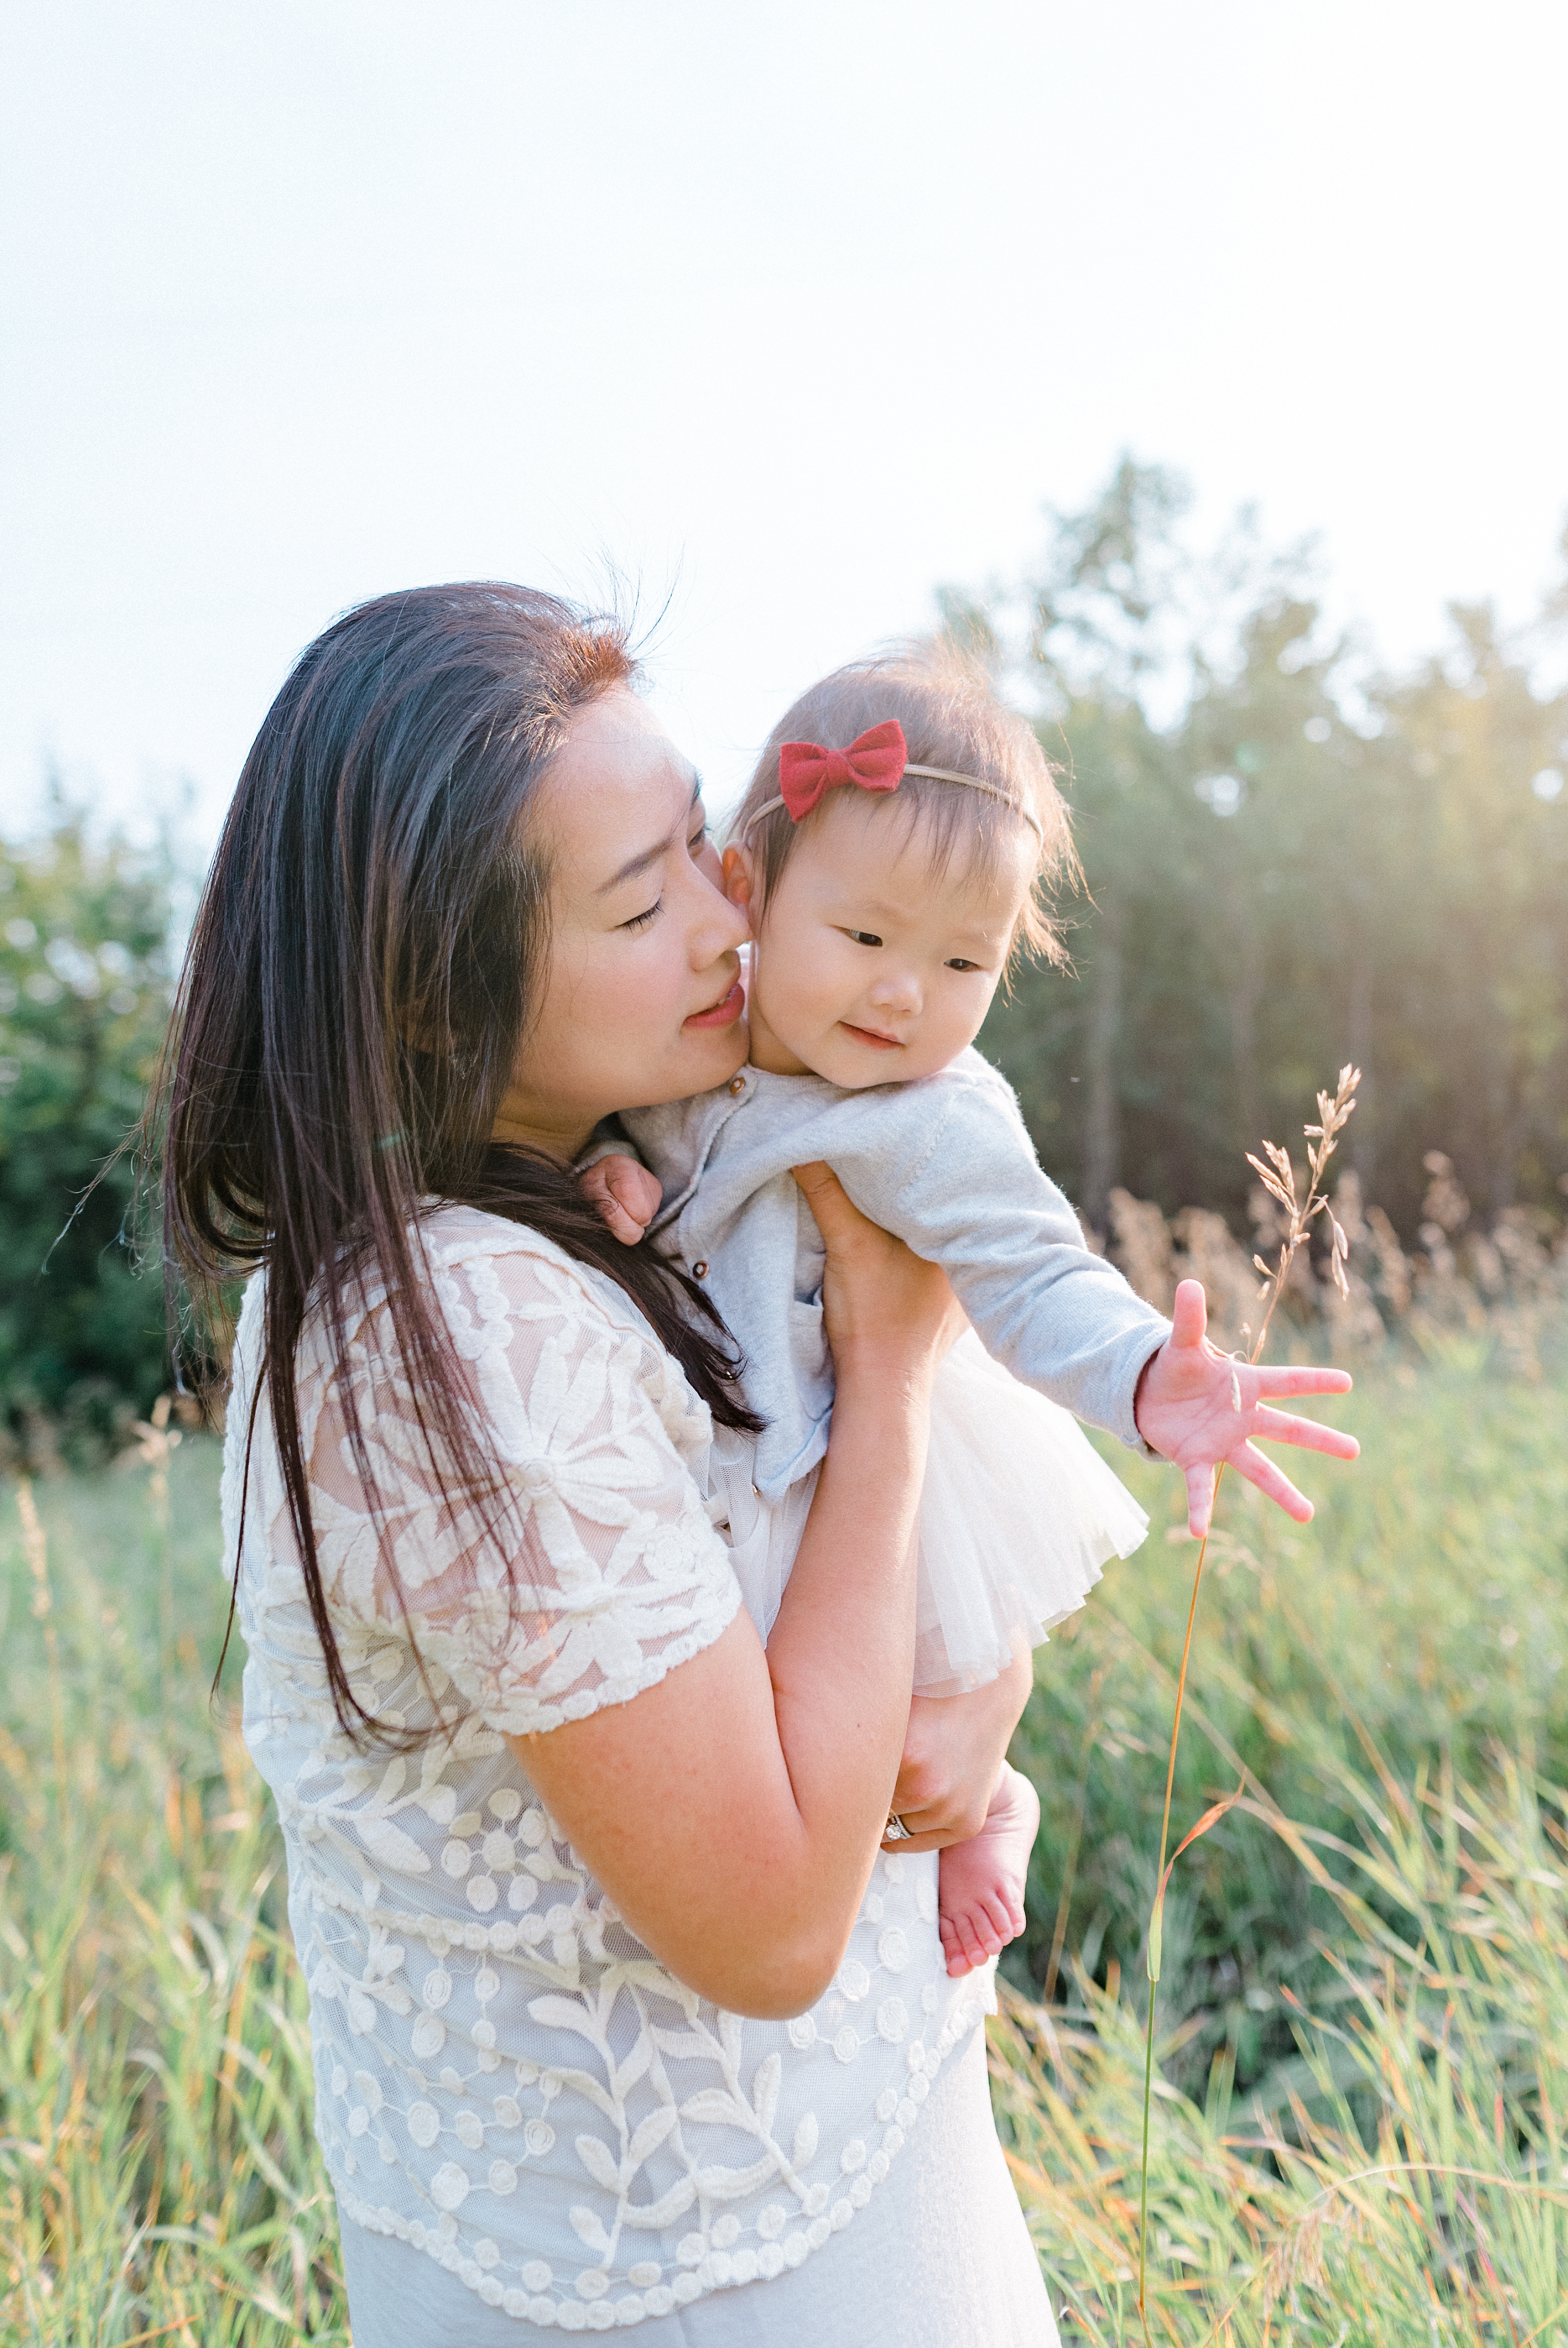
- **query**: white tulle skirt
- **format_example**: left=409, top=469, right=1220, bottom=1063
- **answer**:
left=913, top=1330, right=1150, bottom=1695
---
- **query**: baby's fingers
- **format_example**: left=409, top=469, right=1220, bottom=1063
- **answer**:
left=1228, top=1439, right=1314, bottom=1522
left=1185, top=1460, right=1217, bottom=1539
left=1249, top=1404, right=1361, bottom=1461
left=582, top=1176, right=644, bottom=1246
left=1252, top=1363, right=1353, bottom=1398
left=614, top=1162, right=665, bottom=1226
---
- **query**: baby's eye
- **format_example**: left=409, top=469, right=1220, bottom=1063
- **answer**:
left=944, top=956, right=985, bottom=973
left=620, top=898, right=663, bottom=932
left=844, top=929, right=883, bottom=949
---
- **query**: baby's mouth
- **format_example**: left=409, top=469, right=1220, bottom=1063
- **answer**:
left=839, top=1021, right=904, bottom=1050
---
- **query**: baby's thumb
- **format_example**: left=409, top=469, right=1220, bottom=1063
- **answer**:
left=1170, top=1278, right=1209, bottom=1350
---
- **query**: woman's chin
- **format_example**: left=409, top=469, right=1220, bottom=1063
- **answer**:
left=692, top=1020, right=749, bottom=1083
left=629, top=1023, right=746, bottom=1109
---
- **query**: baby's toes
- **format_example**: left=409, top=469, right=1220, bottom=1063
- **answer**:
left=982, top=1887, right=1024, bottom=1944
left=963, top=1907, right=1002, bottom=1964
left=943, top=1928, right=974, bottom=1979
left=943, top=1907, right=983, bottom=1977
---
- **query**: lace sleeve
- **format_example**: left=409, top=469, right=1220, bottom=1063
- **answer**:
left=300, top=1222, right=742, bottom=1737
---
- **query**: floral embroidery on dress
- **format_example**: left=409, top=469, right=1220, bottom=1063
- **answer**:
left=228, top=1208, right=991, bottom=2331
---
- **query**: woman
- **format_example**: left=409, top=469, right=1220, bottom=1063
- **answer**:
left=160, top=584, right=1351, bottom=2343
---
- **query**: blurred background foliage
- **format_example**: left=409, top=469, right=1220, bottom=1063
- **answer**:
left=0, top=805, right=177, bottom=1466
left=971, top=458, right=1568, bottom=1239
left=2, top=458, right=1566, bottom=1462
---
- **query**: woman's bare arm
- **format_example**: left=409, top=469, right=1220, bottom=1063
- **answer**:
left=508, top=1165, right=963, bottom=2019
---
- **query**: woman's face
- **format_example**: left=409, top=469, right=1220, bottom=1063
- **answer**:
left=494, top=688, right=749, bottom=1158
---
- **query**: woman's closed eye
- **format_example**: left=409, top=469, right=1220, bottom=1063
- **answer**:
left=617, top=807, right=712, bottom=931
left=621, top=831, right=711, bottom=931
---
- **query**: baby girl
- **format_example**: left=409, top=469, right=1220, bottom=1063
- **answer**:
left=581, top=650, right=1347, bottom=1979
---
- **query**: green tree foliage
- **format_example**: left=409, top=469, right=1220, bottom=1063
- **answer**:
left=0, top=808, right=175, bottom=1459
left=975, top=461, right=1568, bottom=1235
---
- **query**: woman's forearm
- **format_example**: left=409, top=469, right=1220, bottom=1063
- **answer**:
left=763, top=1361, right=932, bottom=1915
left=508, top=1361, right=935, bottom=2019
left=509, top=1171, right=958, bottom=2017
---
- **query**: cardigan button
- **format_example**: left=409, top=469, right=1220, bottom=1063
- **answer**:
left=727, top=1075, right=746, bottom=1095
left=692, top=1261, right=709, bottom=1280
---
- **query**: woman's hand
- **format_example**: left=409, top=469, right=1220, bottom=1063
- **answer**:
left=1135, top=1278, right=1360, bottom=1537
left=883, top=1640, right=1034, bottom=1853
left=791, top=1161, right=967, bottom=1386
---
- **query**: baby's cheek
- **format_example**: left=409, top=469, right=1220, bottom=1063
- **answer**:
left=758, top=947, right=825, bottom=1035
left=942, top=981, right=1001, bottom=1060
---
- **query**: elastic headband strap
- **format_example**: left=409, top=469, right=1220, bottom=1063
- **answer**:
left=905, top=763, right=1043, bottom=838
left=742, top=761, right=1043, bottom=842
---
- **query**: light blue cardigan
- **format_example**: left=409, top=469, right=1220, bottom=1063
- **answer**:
left=615, top=1048, right=1171, bottom=1503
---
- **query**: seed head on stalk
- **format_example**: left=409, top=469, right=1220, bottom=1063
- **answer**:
left=1136, top=1066, right=1360, bottom=2344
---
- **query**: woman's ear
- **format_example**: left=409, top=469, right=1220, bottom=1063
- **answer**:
left=721, top=844, right=756, bottom=922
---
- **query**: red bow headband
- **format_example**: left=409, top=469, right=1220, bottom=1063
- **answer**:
left=744, top=719, right=1042, bottom=838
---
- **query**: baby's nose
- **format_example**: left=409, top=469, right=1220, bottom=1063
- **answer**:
left=869, top=966, right=922, bottom=1011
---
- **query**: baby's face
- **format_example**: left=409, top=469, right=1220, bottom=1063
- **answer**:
left=734, top=792, right=1035, bottom=1088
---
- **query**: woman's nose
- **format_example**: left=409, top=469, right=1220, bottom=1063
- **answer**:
left=689, top=871, right=750, bottom=964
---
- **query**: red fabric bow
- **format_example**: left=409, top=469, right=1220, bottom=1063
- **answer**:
left=777, top=720, right=908, bottom=822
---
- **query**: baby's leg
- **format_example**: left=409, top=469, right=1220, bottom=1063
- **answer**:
left=938, top=1762, right=1040, bottom=1979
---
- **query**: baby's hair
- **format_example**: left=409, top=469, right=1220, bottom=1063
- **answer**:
left=729, top=646, right=1077, bottom=968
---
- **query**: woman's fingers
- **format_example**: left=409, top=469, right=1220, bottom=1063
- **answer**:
left=794, top=1161, right=963, bottom=1370
left=1249, top=1404, right=1361, bottom=1459
left=789, top=1160, right=861, bottom=1241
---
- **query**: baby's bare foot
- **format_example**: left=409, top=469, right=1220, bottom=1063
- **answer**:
left=937, top=1763, right=1040, bottom=1979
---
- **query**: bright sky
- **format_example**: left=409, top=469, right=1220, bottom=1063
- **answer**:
left=4, top=0, right=1566, bottom=847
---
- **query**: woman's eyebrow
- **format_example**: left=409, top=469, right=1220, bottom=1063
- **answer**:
left=594, top=779, right=703, bottom=896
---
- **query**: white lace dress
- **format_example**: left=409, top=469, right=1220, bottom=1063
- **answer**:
left=226, top=1206, right=1053, bottom=2341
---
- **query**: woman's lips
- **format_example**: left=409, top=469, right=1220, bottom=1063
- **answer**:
left=684, top=978, right=746, bottom=1031
left=839, top=1021, right=902, bottom=1050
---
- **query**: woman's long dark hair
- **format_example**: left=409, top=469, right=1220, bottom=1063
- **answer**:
left=154, top=582, right=758, bottom=1743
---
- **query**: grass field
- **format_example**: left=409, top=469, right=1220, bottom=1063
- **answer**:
left=1, top=1334, right=1566, bottom=2343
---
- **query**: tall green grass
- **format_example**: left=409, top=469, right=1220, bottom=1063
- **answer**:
left=1012, top=1347, right=1568, bottom=2091
left=0, top=1440, right=347, bottom=2344
left=991, top=1745, right=1568, bottom=2346
left=1, top=1343, right=1565, bottom=2340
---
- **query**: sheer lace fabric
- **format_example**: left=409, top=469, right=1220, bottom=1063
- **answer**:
left=229, top=1208, right=989, bottom=2332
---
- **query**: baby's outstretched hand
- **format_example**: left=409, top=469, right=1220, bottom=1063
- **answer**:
left=1134, top=1279, right=1359, bottom=1538
left=578, top=1153, right=663, bottom=1246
